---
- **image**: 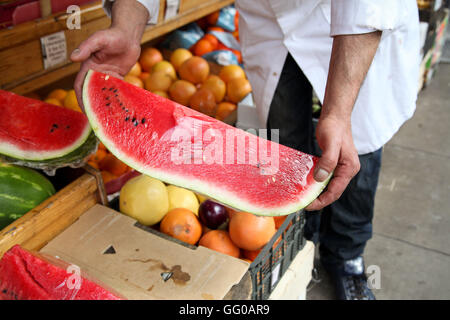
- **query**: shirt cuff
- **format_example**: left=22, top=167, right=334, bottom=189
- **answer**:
left=330, top=0, right=403, bottom=36
left=102, top=0, right=160, bottom=25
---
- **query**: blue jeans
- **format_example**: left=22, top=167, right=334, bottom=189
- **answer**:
left=267, top=53, right=383, bottom=265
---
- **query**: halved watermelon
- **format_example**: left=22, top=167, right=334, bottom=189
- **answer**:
left=0, top=245, right=123, bottom=300
left=0, top=90, right=92, bottom=161
left=82, top=70, right=330, bottom=216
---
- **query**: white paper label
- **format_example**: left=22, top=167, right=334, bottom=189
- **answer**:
left=165, top=0, right=180, bottom=21
left=40, top=31, right=67, bottom=69
left=271, top=263, right=281, bottom=288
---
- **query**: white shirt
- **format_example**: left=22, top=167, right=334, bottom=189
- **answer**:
left=105, top=0, right=421, bottom=155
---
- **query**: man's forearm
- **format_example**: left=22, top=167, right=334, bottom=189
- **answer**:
left=321, top=31, right=382, bottom=121
left=111, top=0, right=149, bottom=43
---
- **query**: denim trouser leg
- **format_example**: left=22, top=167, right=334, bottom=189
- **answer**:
left=267, top=53, right=383, bottom=265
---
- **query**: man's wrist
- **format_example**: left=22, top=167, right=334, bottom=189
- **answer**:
left=111, top=0, right=149, bottom=43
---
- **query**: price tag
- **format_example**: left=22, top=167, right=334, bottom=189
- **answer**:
left=40, top=31, right=67, bottom=69
left=165, top=0, right=180, bottom=21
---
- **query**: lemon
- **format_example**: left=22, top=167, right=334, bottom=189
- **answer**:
left=167, top=185, right=200, bottom=215
left=120, top=175, right=169, bottom=226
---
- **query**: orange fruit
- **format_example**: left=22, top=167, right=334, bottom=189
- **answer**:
left=44, top=98, right=62, bottom=106
left=170, top=48, right=193, bottom=72
left=128, top=62, right=142, bottom=77
left=101, top=170, right=117, bottom=184
left=202, top=75, right=226, bottom=103
left=123, top=75, right=144, bottom=88
left=98, top=154, right=128, bottom=177
left=151, top=61, right=177, bottom=80
left=139, top=47, right=163, bottom=72
left=274, top=216, right=287, bottom=229
left=203, top=34, right=219, bottom=50
left=46, top=89, right=67, bottom=102
left=189, top=88, right=216, bottom=117
left=63, top=90, right=82, bottom=112
left=169, top=80, right=197, bottom=106
left=90, top=148, right=107, bottom=163
left=242, top=248, right=260, bottom=261
left=139, top=72, right=150, bottom=81
left=153, top=90, right=169, bottom=98
left=219, top=64, right=246, bottom=83
left=87, top=161, right=99, bottom=170
left=206, top=11, right=219, bottom=25
left=208, top=26, right=225, bottom=33
left=229, top=211, right=276, bottom=251
left=193, top=39, right=214, bottom=56
left=215, top=102, right=237, bottom=121
left=199, top=230, right=240, bottom=258
left=179, top=56, right=210, bottom=84
left=144, top=71, right=173, bottom=92
left=98, top=142, right=107, bottom=151
left=227, top=77, right=252, bottom=103
left=160, top=208, right=202, bottom=245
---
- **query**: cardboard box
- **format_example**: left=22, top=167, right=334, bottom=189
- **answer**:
left=40, top=204, right=250, bottom=300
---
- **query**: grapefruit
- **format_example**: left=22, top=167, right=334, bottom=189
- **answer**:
left=227, top=77, right=252, bottom=103
left=123, top=75, right=144, bottom=88
left=179, top=56, right=210, bottom=84
left=166, top=185, right=200, bottom=215
left=202, top=75, right=226, bottom=103
left=144, top=71, right=173, bottom=92
left=151, top=61, right=177, bottom=80
left=139, top=47, right=163, bottom=72
left=169, top=80, right=197, bottom=106
left=219, top=64, right=246, bottom=83
left=189, top=88, right=216, bottom=117
left=119, top=175, right=169, bottom=226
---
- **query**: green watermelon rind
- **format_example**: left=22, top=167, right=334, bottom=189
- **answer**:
left=0, top=163, right=56, bottom=230
left=82, top=70, right=330, bottom=216
left=0, top=122, right=92, bottom=163
left=0, top=131, right=98, bottom=175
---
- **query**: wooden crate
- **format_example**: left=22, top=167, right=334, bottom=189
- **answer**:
left=0, top=167, right=107, bottom=259
left=0, top=166, right=250, bottom=300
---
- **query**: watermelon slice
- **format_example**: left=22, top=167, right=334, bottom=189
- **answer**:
left=82, top=70, right=330, bottom=216
left=0, top=90, right=92, bottom=161
left=0, top=245, right=124, bottom=300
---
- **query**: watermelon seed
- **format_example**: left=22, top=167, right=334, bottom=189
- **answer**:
left=102, top=87, right=106, bottom=91
left=106, top=103, right=111, bottom=106
left=141, top=118, right=146, bottom=124
left=52, top=124, right=58, bottom=128
left=66, top=126, right=70, bottom=129
left=109, top=88, right=113, bottom=91
left=133, top=121, right=138, bottom=126
left=50, top=128, right=54, bottom=133
left=105, top=96, right=110, bottom=100
left=113, top=89, right=118, bottom=93
left=132, top=117, right=136, bottom=123
left=125, top=116, right=130, bottom=121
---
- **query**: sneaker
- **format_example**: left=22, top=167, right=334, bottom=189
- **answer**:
left=322, top=256, right=376, bottom=300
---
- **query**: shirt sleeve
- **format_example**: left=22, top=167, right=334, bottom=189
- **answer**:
left=330, top=0, right=406, bottom=36
left=102, top=0, right=160, bottom=25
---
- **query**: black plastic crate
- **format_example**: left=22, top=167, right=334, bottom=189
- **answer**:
left=248, top=210, right=306, bottom=300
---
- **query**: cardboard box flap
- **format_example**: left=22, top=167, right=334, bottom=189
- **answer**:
left=40, top=204, right=249, bottom=300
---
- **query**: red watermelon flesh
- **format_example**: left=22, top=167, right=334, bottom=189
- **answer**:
left=0, top=245, right=123, bottom=300
left=82, top=70, right=330, bottom=216
left=0, top=90, right=91, bottom=161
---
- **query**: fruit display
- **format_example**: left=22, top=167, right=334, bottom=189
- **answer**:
left=122, top=44, right=248, bottom=121
left=117, top=172, right=278, bottom=263
left=0, top=90, right=96, bottom=172
left=0, top=162, right=55, bottom=230
left=0, top=245, right=123, bottom=300
left=82, top=70, right=330, bottom=216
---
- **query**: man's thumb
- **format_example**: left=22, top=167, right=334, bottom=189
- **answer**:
left=314, top=143, right=339, bottom=182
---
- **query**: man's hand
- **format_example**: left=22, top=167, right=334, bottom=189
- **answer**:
left=70, top=0, right=149, bottom=110
left=306, top=31, right=382, bottom=211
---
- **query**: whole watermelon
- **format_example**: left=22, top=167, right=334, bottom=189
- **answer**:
left=0, top=163, right=55, bottom=230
